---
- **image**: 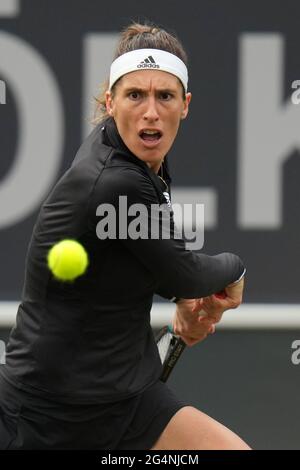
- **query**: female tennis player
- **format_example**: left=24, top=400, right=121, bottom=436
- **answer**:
left=0, top=21, right=250, bottom=450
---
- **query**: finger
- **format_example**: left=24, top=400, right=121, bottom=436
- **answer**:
left=179, top=335, right=195, bottom=346
left=198, top=311, right=209, bottom=320
left=197, top=314, right=212, bottom=324
left=173, top=322, right=181, bottom=335
left=202, top=296, right=232, bottom=313
left=192, top=298, right=203, bottom=312
left=209, top=311, right=224, bottom=323
left=181, top=335, right=207, bottom=347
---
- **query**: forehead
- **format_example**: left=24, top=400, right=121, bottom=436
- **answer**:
left=117, top=69, right=182, bottom=91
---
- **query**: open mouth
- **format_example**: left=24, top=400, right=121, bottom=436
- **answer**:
left=139, top=129, right=162, bottom=142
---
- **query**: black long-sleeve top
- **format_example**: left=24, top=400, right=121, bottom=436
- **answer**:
left=0, top=117, right=244, bottom=404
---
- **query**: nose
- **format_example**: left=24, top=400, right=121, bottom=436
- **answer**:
left=143, top=96, right=159, bottom=121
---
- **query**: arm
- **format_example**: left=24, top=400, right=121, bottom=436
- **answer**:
left=91, top=166, right=245, bottom=299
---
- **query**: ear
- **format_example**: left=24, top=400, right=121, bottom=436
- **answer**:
left=105, top=90, right=114, bottom=116
left=181, top=92, right=192, bottom=120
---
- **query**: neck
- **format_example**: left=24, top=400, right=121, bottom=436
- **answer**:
left=146, top=161, right=163, bottom=174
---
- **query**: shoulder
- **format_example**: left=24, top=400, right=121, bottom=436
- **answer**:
left=72, top=124, right=108, bottom=167
left=99, top=164, right=157, bottom=198
left=92, top=162, right=159, bottom=207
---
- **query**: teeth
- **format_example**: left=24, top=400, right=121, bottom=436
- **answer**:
left=143, top=130, right=159, bottom=135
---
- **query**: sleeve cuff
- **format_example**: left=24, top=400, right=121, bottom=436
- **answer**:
left=232, top=268, right=246, bottom=284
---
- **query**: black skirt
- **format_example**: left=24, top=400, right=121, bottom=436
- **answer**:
left=0, top=373, right=186, bottom=450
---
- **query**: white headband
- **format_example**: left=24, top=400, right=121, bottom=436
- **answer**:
left=109, top=48, right=188, bottom=92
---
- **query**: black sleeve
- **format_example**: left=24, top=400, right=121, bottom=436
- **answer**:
left=91, top=166, right=245, bottom=299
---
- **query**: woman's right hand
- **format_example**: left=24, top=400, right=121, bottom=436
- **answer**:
left=199, top=276, right=245, bottom=320
left=172, top=277, right=245, bottom=346
left=172, top=298, right=216, bottom=347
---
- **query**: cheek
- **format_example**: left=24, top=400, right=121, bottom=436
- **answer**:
left=114, top=109, right=129, bottom=132
left=117, top=106, right=135, bottom=128
left=166, top=115, right=182, bottom=137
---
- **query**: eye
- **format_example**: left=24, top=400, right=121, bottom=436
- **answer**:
left=159, top=92, right=173, bottom=101
left=128, top=91, right=141, bottom=100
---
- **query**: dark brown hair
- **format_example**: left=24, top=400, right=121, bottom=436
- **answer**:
left=92, top=21, right=188, bottom=125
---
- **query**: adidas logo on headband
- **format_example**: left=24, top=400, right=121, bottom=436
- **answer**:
left=137, top=55, right=160, bottom=69
left=109, top=49, right=188, bottom=91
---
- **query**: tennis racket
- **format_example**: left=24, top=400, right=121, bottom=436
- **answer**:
left=155, top=325, right=186, bottom=382
left=156, top=291, right=226, bottom=382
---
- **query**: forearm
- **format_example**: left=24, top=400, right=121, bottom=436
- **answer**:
left=156, top=252, right=245, bottom=300
left=92, top=168, right=245, bottom=300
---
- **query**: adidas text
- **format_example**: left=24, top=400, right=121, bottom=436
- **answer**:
left=137, top=63, right=160, bottom=69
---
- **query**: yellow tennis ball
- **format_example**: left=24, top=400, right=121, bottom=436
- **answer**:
left=47, top=239, right=89, bottom=281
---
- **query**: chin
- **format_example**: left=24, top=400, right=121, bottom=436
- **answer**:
left=142, top=154, right=163, bottom=167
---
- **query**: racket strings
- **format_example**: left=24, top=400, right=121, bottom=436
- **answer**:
left=156, top=331, right=173, bottom=363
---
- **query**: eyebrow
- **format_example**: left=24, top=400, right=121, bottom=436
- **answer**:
left=123, top=86, right=178, bottom=94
